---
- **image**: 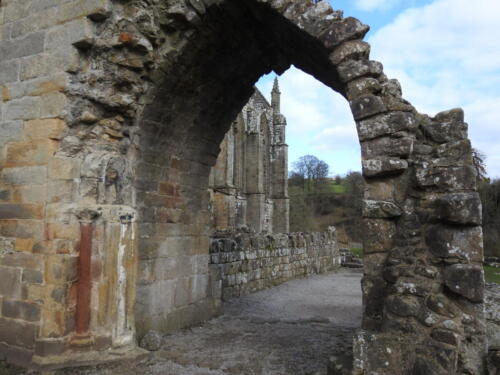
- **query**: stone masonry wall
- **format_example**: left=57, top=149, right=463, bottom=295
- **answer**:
left=210, top=228, right=339, bottom=300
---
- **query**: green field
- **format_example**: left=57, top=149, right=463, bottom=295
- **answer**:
left=350, top=247, right=363, bottom=257
left=484, top=265, right=500, bottom=284
left=329, top=183, right=346, bottom=194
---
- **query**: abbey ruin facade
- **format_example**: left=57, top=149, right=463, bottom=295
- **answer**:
left=209, top=80, right=289, bottom=234
left=0, top=0, right=494, bottom=373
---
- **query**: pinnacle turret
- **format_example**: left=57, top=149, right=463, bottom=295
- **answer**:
left=271, top=77, right=281, bottom=113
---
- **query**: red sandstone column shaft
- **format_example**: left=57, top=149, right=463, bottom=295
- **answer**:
left=75, top=221, right=93, bottom=335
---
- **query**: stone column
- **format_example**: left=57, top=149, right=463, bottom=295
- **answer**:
left=271, top=113, right=289, bottom=233
left=72, top=209, right=100, bottom=346
left=245, top=123, right=265, bottom=233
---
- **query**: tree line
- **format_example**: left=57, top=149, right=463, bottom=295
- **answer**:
left=288, top=155, right=364, bottom=241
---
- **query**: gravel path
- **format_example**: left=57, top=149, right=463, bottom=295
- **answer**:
left=3, top=269, right=363, bottom=375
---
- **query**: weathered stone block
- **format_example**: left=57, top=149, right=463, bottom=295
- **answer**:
left=434, top=108, right=464, bottom=124
left=435, top=140, right=471, bottom=162
left=56, top=0, right=111, bottom=24
left=4, top=96, right=40, bottom=120
left=34, top=338, right=67, bottom=357
left=139, top=331, right=162, bottom=352
left=357, top=111, right=416, bottom=141
left=24, top=118, right=67, bottom=140
left=20, top=54, right=49, bottom=81
left=174, top=277, right=191, bottom=307
left=48, top=157, right=80, bottom=179
left=319, top=17, right=369, bottom=49
left=0, top=32, right=45, bottom=63
left=46, top=222, right=79, bottom=241
left=22, top=269, right=44, bottom=284
left=1, top=252, right=43, bottom=270
left=24, top=73, right=68, bottom=97
left=0, top=317, right=37, bottom=349
left=426, top=294, right=459, bottom=319
left=5, top=139, right=59, bottom=167
left=362, top=218, right=396, bottom=253
left=0, top=266, right=22, bottom=299
left=426, top=225, right=483, bottom=262
left=46, top=46, right=80, bottom=75
left=0, top=204, right=44, bottom=220
left=0, top=121, right=23, bottom=147
left=47, top=180, right=77, bottom=203
left=412, top=357, right=443, bottom=375
left=435, top=193, right=482, bottom=225
left=12, top=185, right=47, bottom=204
left=346, top=77, right=381, bottom=99
left=2, top=300, right=41, bottom=322
left=362, top=200, right=402, bottom=219
left=415, top=165, right=476, bottom=191
left=329, top=40, right=370, bottom=65
left=0, top=60, right=20, bottom=83
left=0, top=342, right=33, bottom=367
left=45, top=17, right=94, bottom=52
left=15, top=238, right=34, bottom=252
left=385, top=295, right=421, bottom=317
left=337, top=59, right=383, bottom=83
left=10, top=6, right=58, bottom=40
left=421, top=119, right=468, bottom=144
left=361, top=276, right=386, bottom=325
left=40, top=92, right=67, bottom=118
left=361, top=136, right=414, bottom=159
left=362, top=157, right=408, bottom=178
left=350, top=95, right=386, bottom=120
left=443, top=264, right=484, bottom=302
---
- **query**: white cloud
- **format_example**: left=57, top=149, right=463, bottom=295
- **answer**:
left=369, top=0, right=500, bottom=176
left=257, top=67, right=361, bottom=175
left=354, top=0, right=398, bottom=12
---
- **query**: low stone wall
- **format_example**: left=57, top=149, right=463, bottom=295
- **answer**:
left=209, top=228, right=340, bottom=300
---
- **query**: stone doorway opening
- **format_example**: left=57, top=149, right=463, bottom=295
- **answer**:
left=132, top=0, right=362, bottom=337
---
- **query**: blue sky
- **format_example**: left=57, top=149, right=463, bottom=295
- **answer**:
left=256, top=0, right=500, bottom=178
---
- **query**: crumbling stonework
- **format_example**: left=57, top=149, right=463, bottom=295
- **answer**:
left=210, top=228, right=339, bottom=300
left=209, top=83, right=289, bottom=234
left=0, top=0, right=489, bottom=373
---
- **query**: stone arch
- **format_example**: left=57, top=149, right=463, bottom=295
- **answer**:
left=0, top=0, right=486, bottom=372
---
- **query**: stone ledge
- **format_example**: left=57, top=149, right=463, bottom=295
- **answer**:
left=29, top=345, right=148, bottom=371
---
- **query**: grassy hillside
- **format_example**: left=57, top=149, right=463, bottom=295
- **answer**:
left=289, top=173, right=364, bottom=243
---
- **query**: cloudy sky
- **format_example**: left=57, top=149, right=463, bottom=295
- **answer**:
left=256, top=0, right=500, bottom=178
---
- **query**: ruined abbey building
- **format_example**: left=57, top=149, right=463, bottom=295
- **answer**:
left=209, top=79, right=289, bottom=234
left=0, top=0, right=494, bottom=373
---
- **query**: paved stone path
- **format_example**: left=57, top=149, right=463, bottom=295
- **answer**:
left=3, top=269, right=363, bottom=375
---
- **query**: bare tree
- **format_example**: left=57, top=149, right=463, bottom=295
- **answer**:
left=292, top=155, right=330, bottom=191
left=472, top=148, right=488, bottom=182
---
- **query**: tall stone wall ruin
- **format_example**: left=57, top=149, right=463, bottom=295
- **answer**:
left=0, top=0, right=490, bottom=373
left=209, top=82, right=289, bottom=234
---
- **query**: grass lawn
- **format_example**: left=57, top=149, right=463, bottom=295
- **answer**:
left=330, top=184, right=346, bottom=194
left=350, top=247, right=363, bottom=257
left=484, top=265, right=500, bottom=284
